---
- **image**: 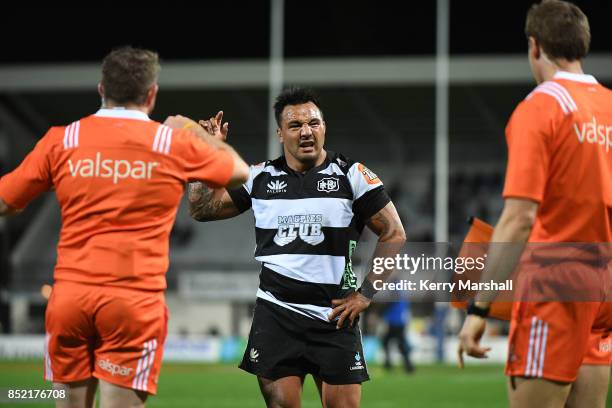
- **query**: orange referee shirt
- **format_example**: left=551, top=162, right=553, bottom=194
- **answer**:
left=0, top=108, right=234, bottom=290
left=503, top=71, right=612, bottom=243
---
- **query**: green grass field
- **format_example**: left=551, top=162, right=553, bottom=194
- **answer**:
left=0, top=361, right=610, bottom=407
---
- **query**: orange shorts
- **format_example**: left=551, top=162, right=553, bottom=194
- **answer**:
left=583, top=328, right=612, bottom=365
left=585, top=290, right=612, bottom=365
left=505, top=301, right=612, bottom=383
left=44, top=280, right=168, bottom=394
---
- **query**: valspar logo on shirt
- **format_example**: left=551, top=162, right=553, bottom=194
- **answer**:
left=573, top=116, right=612, bottom=152
left=67, top=152, right=160, bottom=184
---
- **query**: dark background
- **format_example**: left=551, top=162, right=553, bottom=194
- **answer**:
left=2, top=1, right=611, bottom=63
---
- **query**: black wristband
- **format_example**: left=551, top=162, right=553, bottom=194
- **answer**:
left=358, top=279, right=377, bottom=300
left=466, top=299, right=490, bottom=318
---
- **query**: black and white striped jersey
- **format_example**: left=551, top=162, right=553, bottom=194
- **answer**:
left=228, top=151, right=390, bottom=322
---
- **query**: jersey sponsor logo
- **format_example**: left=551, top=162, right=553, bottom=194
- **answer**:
left=573, top=116, right=612, bottom=152
left=358, top=163, right=380, bottom=185
left=249, top=348, right=259, bottom=363
left=97, top=359, right=134, bottom=376
left=350, top=352, right=365, bottom=371
left=267, top=179, right=287, bottom=194
left=341, top=240, right=358, bottom=289
left=599, top=340, right=612, bottom=354
left=67, top=152, right=159, bottom=184
left=317, top=177, right=340, bottom=193
left=274, top=214, right=324, bottom=246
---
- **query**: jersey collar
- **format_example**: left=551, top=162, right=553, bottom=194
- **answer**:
left=553, top=71, right=598, bottom=84
left=277, top=150, right=333, bottom=175
left=94, top=108, right=151, bottom=121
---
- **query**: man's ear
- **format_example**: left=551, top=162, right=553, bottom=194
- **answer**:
left=146, top=84, right=158, bottom=104
left=145, top=84, right=159, bottom=113
left=98, top=83, right=104, bottom=98
left=277, top=127, right=283, bottom=143
left=528, top=36, right=541, bottom=60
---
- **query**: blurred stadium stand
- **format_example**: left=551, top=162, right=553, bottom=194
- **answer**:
left=1, top=78, right=610, bottom=334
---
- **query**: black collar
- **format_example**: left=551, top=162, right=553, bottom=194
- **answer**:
left=274, top=150, right=335, bottom=176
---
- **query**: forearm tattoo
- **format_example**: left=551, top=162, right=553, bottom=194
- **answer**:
left=188, top=182, right=226, bottom=221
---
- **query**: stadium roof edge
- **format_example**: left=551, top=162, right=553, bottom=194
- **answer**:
left=0, top=54, right=611, bottom=91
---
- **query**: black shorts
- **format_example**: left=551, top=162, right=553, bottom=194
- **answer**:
left=239, top=298, right=370, bottom=385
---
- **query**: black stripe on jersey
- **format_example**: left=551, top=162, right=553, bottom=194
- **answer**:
left=255, top=227, right=348, bottom=257
left=259, top=266, right=352, bottom=307
left=228, top=186, right=251, bottom=213
left=352, top=186, right=391, bottom=221
left=250, top=171, right=353, bottom=200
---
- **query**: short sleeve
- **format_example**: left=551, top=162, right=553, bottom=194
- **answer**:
left=502, top=94, right=558, bottom=203
left=227, top=186, right=251, bottom=213
left=226, top=163, right=267, bottom=214
left=347, top=162, right=391, bottom=220
left=175, top=129, right=234, bottom=188
left=0, top=130, right=53, bottom=209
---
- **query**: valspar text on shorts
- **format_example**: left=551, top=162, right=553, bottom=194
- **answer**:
left=67, top=152, right=160, bottom=184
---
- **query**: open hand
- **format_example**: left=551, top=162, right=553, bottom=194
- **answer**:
left=199, top=111, right=229, bottom=141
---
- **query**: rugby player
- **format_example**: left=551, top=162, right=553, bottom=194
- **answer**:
left=188, top=86, right=406, bottom=408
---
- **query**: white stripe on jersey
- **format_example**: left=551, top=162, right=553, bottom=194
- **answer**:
left=527, top=81, right=577, bottom=114
left=252, top=197, right=354, bottom=229
left=163, top=128, right=172, bottom=154
left=63, top=123, right=71, bottom=149
left=317, top=162, right=345, bottom=176
left=347, top=162, right=383, bottom=200
left=257, top=254, right=346, bottom=284
left=531, top=88, right=569, bottom=114
left=152, top=126, right=163, bottom=152
left=546, top=82, right=578, bottom=111
left=152, top=125, right=173, bottom=154
left=257, top=289, right=333, bottom=322
left=244, top=164, right=288, bottom=194
left=63, top=121, right=80, bottom=149
left=69, top=122, right=76, bottom=148
left=158, top=127, right=169, bottom=153
left=73, top=120, right=80, bottom=147
left=262, top=165, right=288, bottom=177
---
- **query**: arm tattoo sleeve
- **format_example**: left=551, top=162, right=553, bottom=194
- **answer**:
left=188, top=182, right=226, bottom=221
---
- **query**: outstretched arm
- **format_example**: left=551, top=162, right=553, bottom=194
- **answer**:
left=164, top=111, right=249, bottom=189
left=187, top=182, right=241, bottom=222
